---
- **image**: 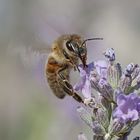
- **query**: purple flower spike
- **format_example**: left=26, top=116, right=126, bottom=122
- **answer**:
left=74, top=62, right=94, bottom=98
left=113, top=93, right=140, bottom=123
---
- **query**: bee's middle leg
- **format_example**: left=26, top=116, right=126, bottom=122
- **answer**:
left=57, top=66, right=84, bottom=104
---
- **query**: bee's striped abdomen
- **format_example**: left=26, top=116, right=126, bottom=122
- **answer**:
left=45, top=56, right=70, bottom=99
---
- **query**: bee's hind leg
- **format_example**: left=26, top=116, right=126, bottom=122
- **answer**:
left=57, top=67, right=84, bottom=104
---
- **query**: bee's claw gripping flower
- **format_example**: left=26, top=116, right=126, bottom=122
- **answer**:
left=78, top=133, right=88, bottom=140
left=84, top=97, right=96, bottom=107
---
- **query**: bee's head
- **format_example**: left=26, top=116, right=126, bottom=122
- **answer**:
left=64, top=34, right=103, bottom=68
left=65, top=41, right=87, bottom=67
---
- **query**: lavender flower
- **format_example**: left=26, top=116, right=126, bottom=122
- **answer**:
left=90, top=61, right=116, bottom=104
left=74, top=62, right=94, bottom=99
left=113, top=93, right=140, bottom=123
left=73, top=48, right=140, bottom=139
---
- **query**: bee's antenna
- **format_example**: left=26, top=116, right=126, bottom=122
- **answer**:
left=81, top=37, right=103, bottom=47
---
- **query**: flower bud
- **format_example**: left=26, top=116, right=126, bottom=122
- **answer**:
left=107, top=63, right=122, bottom=89
left=92, top=121, right=106, bottom=136
left=109, top=118, right=124, bottom=137
left=98, top=95, right=112, bottom=111
left=98, top=78, right=114, bottom=102
left=125, top=63, right=135, bottom=75
left=131, top=64, right=140, bottom=80
left=119, top=75, right=132, bottom=93
left=104, top=48, right=115, bottom=62
left=90, top=70, right=100, bottom=91
left=94, top=107, right=110, bottom=129
left=132, top=74, right=140, bottom=91
left=77, top=106, right=93, bottom=129
left=120, top=64, right=140, bottom=93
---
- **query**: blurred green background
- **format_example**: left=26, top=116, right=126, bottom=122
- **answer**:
left=0, top=0, right=140, bottom=140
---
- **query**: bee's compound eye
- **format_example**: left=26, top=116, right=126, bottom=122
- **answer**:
left=78, top=47, right=85, bottom=54
left=66, top=41, right=75, bottom=52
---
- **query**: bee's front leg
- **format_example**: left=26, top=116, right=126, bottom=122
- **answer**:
left=57, top=66, right=84, bottom=104
left=65, top=59, right=79, bottom=71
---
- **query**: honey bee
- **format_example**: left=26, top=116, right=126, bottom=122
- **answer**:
left=45, top=34, right=103, bottom=103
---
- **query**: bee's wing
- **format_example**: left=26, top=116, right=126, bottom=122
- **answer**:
left=7, top=41, right=51, bottom=76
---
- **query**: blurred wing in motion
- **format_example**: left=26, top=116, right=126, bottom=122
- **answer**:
left=7, top=21, right=61, bottom=70
left=8, top=42, right=50, bottom=68
left=7, top=41, right=52, bottom=88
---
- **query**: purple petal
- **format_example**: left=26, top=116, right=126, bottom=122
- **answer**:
left=87, top=62, right=94, bottom=73
left=78, top=66, right=87, bottom=77
left=74, top=62, right=94, bottom=98
left=113, top=108, right=123, bottom=118
left=79, top=62, right=94, bottom=75
left=113, top=93, right=140, bottom=123
left=73, top=82, right=83, bottom=91
left=137, top=103, right=140, bottom=112
left=81, top=78, right=91, bottom=98
left=121, top=109, right=139, bottom=122
left=98, top=78, right=107, bottom=88
left=128, top=109, right=139, bottom=121
left=95, top=60, right=107, bottom=78
left=117, top=94, right=127, bottom=106
left=73, top=76, right=86, bottom=91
